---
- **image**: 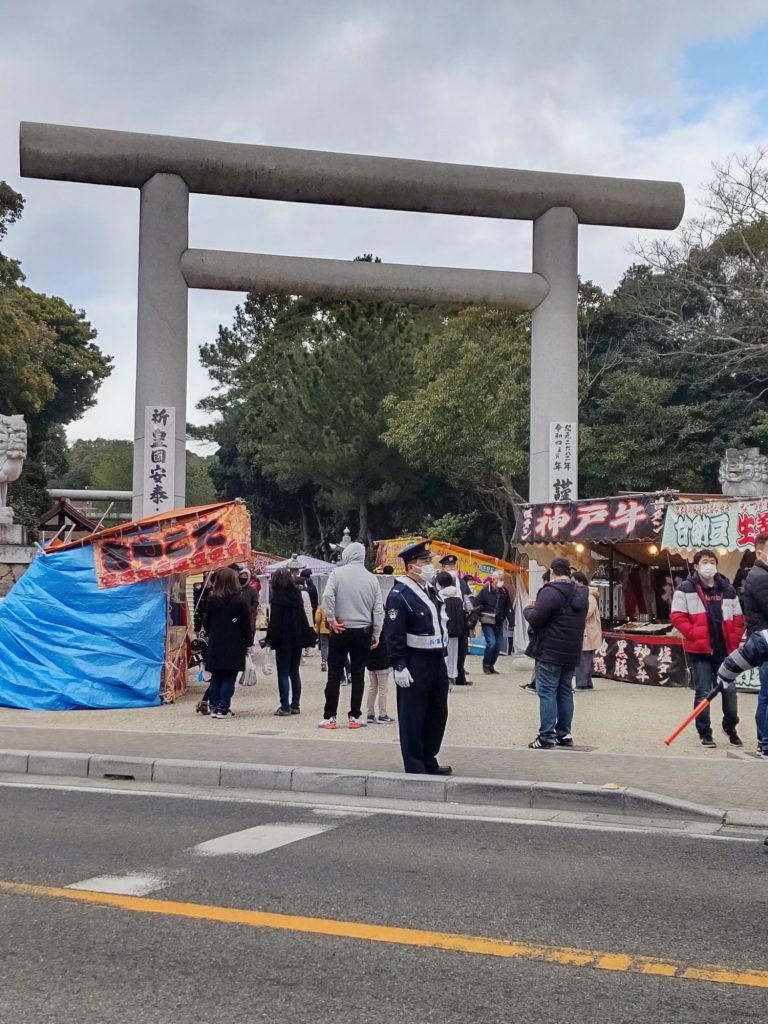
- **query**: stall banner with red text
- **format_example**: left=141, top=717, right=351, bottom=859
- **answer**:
left=662, top=498, right=768, bottom=552
left=93, top=502, right=251, bottom=589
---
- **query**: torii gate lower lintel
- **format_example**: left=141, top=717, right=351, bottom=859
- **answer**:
left=19, top=122, right=685, bottom=516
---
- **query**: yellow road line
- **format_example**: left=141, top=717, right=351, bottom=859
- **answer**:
left=2, top=880, right=767, bottom=990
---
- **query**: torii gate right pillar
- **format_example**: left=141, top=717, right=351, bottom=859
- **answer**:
left=529, top=206, right=579, bottom=504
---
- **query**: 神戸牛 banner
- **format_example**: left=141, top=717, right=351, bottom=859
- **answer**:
left=662, top=498, right=768, bottom=552
left=92, top=502, right=251, bottom=589
left=513, top=494, right=669, bottom=544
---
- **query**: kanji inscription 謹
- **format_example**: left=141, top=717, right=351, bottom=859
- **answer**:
left=548, top=421, right=577, bottom=502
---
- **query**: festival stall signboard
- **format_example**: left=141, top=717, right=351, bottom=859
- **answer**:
left=592, top=632, right=687, bottom=687
left=513, top=494, right=668, bottom=544
left=662, top=498, right=768, bottom=552
left=375, top=537, right=521, bottom=584
left=92, top=501, right=251, bottom=589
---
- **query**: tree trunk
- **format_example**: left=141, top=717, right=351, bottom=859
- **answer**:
left=358, top=498, right=370, bottom=546
left=299, top=499, right=312, bottom=551
left=500, top=520, right=512, bottom=562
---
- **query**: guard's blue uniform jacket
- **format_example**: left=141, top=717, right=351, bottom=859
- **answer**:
left=384, top=577, right=447, bottom=668
left=719, top=629, right=768, bottom=686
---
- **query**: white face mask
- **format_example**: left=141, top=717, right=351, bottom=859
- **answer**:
left=415, top=563, right=437, bottom=583
left=698, top=563, right=717, bottom=579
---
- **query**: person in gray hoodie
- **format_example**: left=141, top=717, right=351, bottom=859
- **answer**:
left=320, top=542, right=384, bottom=729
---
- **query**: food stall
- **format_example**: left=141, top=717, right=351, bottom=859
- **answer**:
left=662, top=496, right=768, bottom=691
left=0, top=500, right=252, bottom=710
left=375, top=536, right=526, bottom=585
left=513, top=492, right=692, bottom=687
left=375, top=536, right=530, bottom=651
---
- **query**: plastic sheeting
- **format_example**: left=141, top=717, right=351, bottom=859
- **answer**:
left=0, top=546, right=167, bottom=711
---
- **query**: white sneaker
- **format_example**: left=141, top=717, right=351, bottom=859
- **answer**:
left=347, top=716, right=367, bottom=729
left=318, top=717, right=337, bottom=730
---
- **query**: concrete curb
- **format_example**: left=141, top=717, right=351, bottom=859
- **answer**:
left=0, top=746, right=746, bottom=825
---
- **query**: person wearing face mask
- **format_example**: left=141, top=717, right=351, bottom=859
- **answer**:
left=738, top=533, right=768, bottom=755
left=473, top=570, right=515, bottom=675
left=237, top=567, right=259, bottom=632
left=382, top=540, right=451, bottom=775
left=671, top=549, right=744, bottom=748
left=438, top=554, right=473, bottom=685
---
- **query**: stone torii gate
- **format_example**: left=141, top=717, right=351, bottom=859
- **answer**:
left=19, top=122, right=684, bottom=516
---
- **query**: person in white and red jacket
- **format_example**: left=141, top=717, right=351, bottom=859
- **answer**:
left=671, top=549, right=744, bottom=748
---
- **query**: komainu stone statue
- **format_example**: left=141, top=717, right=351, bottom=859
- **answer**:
left=719, top=447, right=768, bottom=498
left=0, top=414, right=28, bottom=513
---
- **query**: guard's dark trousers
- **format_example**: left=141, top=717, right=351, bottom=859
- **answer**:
left=397, top=650, right=449, bottom=773
left=456, top=633, right=469, bottom=685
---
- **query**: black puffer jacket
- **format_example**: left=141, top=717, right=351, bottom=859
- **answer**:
left=742, top=560, right=768, bottom=635
left=266, top=589, right=317, bottom=652
left=523, top=580, right=588, bottom=667
left=366, top=630, right=391, bottom=672
left=203, top=593, right=254, bottom=672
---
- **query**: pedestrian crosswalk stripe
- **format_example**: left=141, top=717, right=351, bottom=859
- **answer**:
left=66, top=872, right=167, bottom=896
left=2, top=880, right=767, bottom=990
left=190, top=822, right=336, bottom=856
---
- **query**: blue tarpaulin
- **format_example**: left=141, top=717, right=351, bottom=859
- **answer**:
left=0, top=545, right=167, bottom=710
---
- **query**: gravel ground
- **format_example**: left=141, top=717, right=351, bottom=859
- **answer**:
left=0, top=646, right=757, bottom=759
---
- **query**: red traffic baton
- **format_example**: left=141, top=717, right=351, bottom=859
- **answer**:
left=664, top=683, right=723, bottom=747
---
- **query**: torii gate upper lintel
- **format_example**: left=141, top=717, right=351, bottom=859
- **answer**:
left=19, top=121, right=685, bottom=516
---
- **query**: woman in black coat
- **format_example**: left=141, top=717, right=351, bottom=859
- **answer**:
left=202, top=567, right=254, bottom=719
left=265, top=568, right=317, bottom=717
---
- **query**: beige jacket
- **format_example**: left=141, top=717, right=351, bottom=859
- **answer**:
left=583, top=589, right=602, bottom=651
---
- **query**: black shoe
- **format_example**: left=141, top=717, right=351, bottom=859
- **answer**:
left=726, top=730, right=743, bottom=747
left=455, top=680, right=473, bottom=686
left=427, top=765, right=453, bottom=776
left=556, top=734, right=574, bottom=747
left=701, top=736, right=717, bottom=748
left=529, top=736, right=555, bottom=749
left=520, top=682, right=537, bottom=693
left=274, top=708, right=292, bottom=717
left=290, top=708, right=301, bottom=715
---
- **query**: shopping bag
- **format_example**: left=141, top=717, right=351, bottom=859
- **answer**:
left=238, top=649, right=259, bottom=687
left=260, top=645, right=276, bottom=676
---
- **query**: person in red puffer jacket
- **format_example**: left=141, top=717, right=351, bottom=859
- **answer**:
left=671, top=549, right=744, bottom=749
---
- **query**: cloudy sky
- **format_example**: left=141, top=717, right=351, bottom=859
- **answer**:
left=3, top=0, right=768, bottom=444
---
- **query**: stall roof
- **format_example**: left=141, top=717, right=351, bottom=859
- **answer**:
left=375, top=536, right=523, bottom=579
left=264, top=554, right=336, bottom=575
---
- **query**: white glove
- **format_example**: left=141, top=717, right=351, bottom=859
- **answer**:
left=393, top=668, right=413, bottom=689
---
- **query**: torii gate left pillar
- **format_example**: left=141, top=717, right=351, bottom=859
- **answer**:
left=133, top=173, right=189, bottom=518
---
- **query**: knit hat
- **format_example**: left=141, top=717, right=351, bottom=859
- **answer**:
left=549, top=556, right=572, bottom=577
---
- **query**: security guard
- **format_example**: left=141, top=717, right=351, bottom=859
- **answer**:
left=383, top=540, right=452, bottom=775
left=438, top=553, right=473, bottom=686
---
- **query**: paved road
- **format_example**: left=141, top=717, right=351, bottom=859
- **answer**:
left=1, top=781, right=767, bottom=1022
